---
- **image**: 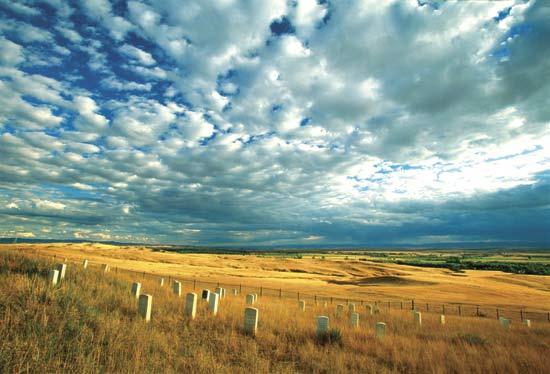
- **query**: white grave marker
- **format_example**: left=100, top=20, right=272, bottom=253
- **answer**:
left=159, top=278, right=164, bottom=287
left=440, top=315, right=446, bottom=325
left=252, top=293, right=258, bottom=303
left=316, top=316, right=329, bottom=336
left=348, top=303, right=356, bottom=313
left=138, top=294, right=152, bottom=322
left=244, top=307, right=258, bottom=336
left=246, top=294, right=255, bottom=305
left=131, top=282, right=142, bottom=299
left=185, top=292, right=197, bottom=320
left=172, top=280, right=182, bottom=297
left=336, top=304, right=344, bottom=318
left=414, top=311, right=422, bottom=326
left=56, top=263, right=67, bottom=281
left=366, top=304, right=373, bottom=315
left=299, top=300, right=306, bottom=311
left=375, top=322, right=386, bottom=338
left=208, top=292, right=219, bottom=315
left=82, top=260, right=88, bottom=269
left=500, top=317, right=511, bottom=329
left=48, top=269, right=59, bottom=286
left=350, top=312, right=359, bottom=328
left=102, top=264, right=110, bottom=273
left=524, top=319, right=531, bottom=328
left=232, top=288, right=238, bottom=296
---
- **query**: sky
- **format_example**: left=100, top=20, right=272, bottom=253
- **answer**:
left=0, top=0, right=548, bottom=247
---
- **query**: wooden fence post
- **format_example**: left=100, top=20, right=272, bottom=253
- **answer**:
left=458, top=305, right=462, bottom=316
left=279, top=288, right=282, bottom=298
left=193, top=279, right=196, bottom=290
left=496, top=308, right=500, bottom=319
left=412, top=299, right=415, bottom=310
left=260, top=287, right=263, bottom=297
left=476, top=305, right=479, bottom=317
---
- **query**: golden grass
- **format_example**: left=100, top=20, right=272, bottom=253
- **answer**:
left=1, top=248, right=549, bottom=373
left=6, top=243, right=550, bottom=311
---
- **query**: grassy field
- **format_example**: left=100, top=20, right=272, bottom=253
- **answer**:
left=5, top=243, right=549, bottom=313
left=1, top=248, right=550, bottom=373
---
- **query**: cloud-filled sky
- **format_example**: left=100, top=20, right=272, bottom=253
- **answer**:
left=0, top=0, right=548, bottom=247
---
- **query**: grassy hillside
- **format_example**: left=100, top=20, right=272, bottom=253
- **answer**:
left=1, top=249, right=549, bottom=373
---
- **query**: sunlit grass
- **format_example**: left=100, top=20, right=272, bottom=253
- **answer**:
left=1, top=249, right=549, bottom=373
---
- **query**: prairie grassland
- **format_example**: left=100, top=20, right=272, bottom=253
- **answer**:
left=7, top=243, right=550, bottom=311
left=1, top=249, right=549, bottom=373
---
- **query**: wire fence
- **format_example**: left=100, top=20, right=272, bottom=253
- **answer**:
left=39, top=252, right=550, bottom=323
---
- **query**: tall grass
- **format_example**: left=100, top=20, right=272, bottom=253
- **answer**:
left=0, top=249, right=549, bottom=373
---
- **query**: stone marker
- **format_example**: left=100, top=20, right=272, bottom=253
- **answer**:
left=102, top=264, right=110, bottom=273
left=172, top=280, right=182, bottom=297
left=350, top=312, right=359, bottom=328
left=348, top=303, right=356, bottom=313
left=159, top=278, right=164, bottom=287
left=317, top=316, right=329, bottom=336
left=524, top=319, right=531, bottom=328
left=299, top=300, right=306, bottom=311
left=232, top=288, right=238, bottom=296
left=56, top=263, right=67, bottom=281
left=48, top=269, right=59, bottom=286
left=138, top=294, right=152, bottom=322
left=440, top=315, right=446, bottom=325
left=185, top=292, right=197, bottom=320
left=499, top=317, right=511, bottom=329
left=414, top=311, right=422, bottom=325
left=336, top=304, right=344, bottom=318
left=131, top=282, right=142, bottom=299
left=244, top=307, right=258, bottom=336
left=246, top=294, right=255, bottom=305
left=252, top=293, right=258, bottom=303
left=82, top=260, right=88, bottom=269
left=202, top=289, right=211, bottom=301
left=366, top=304, right=373, bottom=315
left=208, top=292, right=219, bottom=315
left=375, top=322, right=386, bottom=338
left=221, top=288, right=226, bottom=298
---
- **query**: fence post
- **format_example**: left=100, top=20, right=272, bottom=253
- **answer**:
left=520, top=309, right=524, bottom=321
left=411, top=299, right=415, bottom=310
left=330, top=297, right=333, bottom=304
left=193, top=279, right=196, bottom=290
left=315, top=295, right=317, bottom=303
left=260, top=287, right=263, bottom=297
left=476, top=305, right=479, bottom=317
left=239, top=284, right=242, bottom=292
left=458, top=305, right=462, bottom=316
left=496, top=308, right=500, bottom=319
left=426, top=303, right=429, bottom=312
left=442, top=304, right=445, bottom=314
left=279, top=288, right=282, bottom=298
left=143, top=271, right=145, bottom=279
left=217, top=281, right=220, bottom=287
left=388, top=301, right=391, bottom=310
left=401, top=301, right=403, bottom=310
left=547, top=312, right=549, bottom=322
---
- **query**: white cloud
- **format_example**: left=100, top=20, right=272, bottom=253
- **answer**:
left=0, top=37, right=24, bottom=65
left=119, top=44, right=156, bottom=66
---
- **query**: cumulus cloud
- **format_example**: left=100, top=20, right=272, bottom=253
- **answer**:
left=0, top=0, right=548, bottom=246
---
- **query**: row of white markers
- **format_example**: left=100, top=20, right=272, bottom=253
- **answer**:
left=47, top=261, right=531, bottom=337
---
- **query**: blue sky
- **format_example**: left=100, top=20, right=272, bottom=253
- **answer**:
left=0, top=0, right=548, bottom=247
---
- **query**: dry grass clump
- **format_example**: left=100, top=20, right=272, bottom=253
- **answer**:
left=0, top=249, right=549, bottom=373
